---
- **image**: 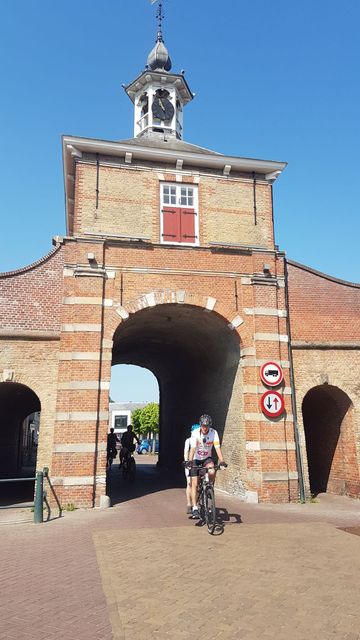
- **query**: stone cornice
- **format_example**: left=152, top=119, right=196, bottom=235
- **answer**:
left=124, top=69, right=194, bottom=104
left=0, top=330, right=60, bottom=340
left=291, top=341, right=360, bottom=350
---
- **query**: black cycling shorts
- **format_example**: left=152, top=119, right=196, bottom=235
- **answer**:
left=189, top=457, right=214, bottom=477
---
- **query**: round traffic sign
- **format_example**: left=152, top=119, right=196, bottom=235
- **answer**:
left=260, top=390, right=285, bottom=418
left=260, top=361, right=284, bottom=387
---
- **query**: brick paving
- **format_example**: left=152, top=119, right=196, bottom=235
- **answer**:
left=94, top=524, right=360, bottom=640
left=0, top=458, right=359, bottom=640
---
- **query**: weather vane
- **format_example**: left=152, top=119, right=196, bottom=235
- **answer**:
left=150, top=0, right=165, bottom=42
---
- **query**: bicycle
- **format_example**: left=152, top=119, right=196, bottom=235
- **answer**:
left=122, top=449, right=136, bottom=481
left=106, top=448, right=117, bottom=471
left=186, top=463, right=227, bottom=534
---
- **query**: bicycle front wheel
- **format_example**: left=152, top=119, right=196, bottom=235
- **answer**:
left=204, top=485, right=216, bottom=534
left=198, top=487, right=205, bottom=522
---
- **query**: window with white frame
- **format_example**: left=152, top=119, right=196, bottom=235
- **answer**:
left=180, top=186, right=194, bottom=206
left=160, top=183, right=199, bottom=245
left=162, top=184, right=177, bottom=205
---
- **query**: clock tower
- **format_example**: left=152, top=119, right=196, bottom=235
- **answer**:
left=124, top=2, right=193, bottom=140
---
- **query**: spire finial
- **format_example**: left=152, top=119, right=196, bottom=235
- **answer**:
left=156, top=2, right=164, bottom=42
left=147, top=0, right=172, bottom=71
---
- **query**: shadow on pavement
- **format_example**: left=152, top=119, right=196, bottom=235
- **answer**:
left=339, top=526, right=360, bottom=537
left=107, top=458, right=184, bottom=505
left=216, top=506, right=242, bottom=525
left=190, top=506, right=242, bottom=536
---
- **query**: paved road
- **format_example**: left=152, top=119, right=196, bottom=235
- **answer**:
left=1, top=457, right=360, bottom=640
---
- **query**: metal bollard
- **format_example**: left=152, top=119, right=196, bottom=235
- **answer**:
left=34, top=471, right=44, bottom=524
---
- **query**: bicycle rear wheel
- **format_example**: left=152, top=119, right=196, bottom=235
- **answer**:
left=122, top=458, right=128, bottom=478
left=204, top=485, right=216, bottom=534
left=129, top=457, right=136, bottom=481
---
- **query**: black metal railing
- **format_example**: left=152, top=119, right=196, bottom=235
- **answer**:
left=0, top=468, right=62, bottom=523
left=42, top=467, right=62, bottom=522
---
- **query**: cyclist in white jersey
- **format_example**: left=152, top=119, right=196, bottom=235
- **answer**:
left=188, top=414, right=226, bottom=519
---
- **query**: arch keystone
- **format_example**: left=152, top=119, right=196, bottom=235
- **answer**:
left=176, top=290, right=186, bottom=303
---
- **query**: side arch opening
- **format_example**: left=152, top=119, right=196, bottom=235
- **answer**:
left=302, top=384, right=359, bottom=497
left=0, top=382, right=41, bottom=504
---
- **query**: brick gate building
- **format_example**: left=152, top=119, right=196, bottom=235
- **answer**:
left=1, top=20, right=359, bottom=507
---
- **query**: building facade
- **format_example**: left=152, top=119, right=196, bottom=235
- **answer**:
left=0, top=21, right=359, bottom=507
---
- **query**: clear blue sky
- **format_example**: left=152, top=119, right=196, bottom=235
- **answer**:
left=1, top=0, right=359, bottom=401
left=110, top=365, right=159, bottom=403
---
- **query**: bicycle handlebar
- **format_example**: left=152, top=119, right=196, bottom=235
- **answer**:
left=183, top=462, right=227, bottom=472
left=198, top=464, right=227, bottom=474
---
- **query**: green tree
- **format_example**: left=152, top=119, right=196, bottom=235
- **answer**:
left=140, top=402, right=159, bottom=437
left=131, top=408, right=143, bottom=436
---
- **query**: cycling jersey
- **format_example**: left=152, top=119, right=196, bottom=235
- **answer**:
left=190, top=427, right=220, bottom=461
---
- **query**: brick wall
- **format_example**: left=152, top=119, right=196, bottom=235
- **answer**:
left=0, top=246, right=64, bottom=332
left=287, top=261, right=360, bottom=343
left=74, top=163, right=156, bottom=239
left=0, top=339, right=60, bottom=472
left=287, top=260, right=360, bottom=498
left=74, top=157, right=274, bottom=249
left=0, top=246, right=64, bottom=473
left=201, top=176, right=273, bottom=248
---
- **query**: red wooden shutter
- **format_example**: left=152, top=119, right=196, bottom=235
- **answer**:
left=162, top=207, right=181, bottom=242
left=180, top=208, right=197, bottom=243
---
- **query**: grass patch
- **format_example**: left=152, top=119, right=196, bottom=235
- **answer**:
left=63, top=503, right=77, bottom=511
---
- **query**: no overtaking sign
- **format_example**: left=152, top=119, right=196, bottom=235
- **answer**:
left=260, top=390, right=285, bottom=418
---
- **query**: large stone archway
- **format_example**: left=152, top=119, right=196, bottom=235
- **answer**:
left=302, top=384, right=359, bottom=497
left=112, top=303, right=242, bottom=470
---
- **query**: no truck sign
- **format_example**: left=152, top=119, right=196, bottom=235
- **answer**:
left=260, top=361, right=283, bottom=387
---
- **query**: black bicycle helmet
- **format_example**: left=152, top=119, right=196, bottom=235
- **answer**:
left=199, top=414, right=212, bottom=427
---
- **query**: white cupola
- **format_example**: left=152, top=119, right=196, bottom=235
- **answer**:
left=124, top=2, right=193, bottom=140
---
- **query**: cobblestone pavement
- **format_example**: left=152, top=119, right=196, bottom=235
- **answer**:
left=0, top=458, right=360, bottom=640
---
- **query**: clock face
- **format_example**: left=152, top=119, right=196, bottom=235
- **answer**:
left=152, top=95, right=174, bottom=121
